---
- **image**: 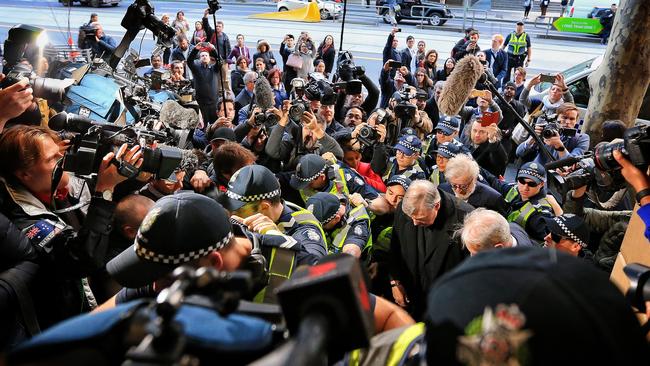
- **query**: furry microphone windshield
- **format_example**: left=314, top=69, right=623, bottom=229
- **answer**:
left=438, top=55, right=485, bottom=117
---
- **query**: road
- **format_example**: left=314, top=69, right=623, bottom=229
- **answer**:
left=0, top=0, right=605, bottom=83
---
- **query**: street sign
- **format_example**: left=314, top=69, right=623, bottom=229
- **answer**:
left=553, top=17, right=604, bottom=34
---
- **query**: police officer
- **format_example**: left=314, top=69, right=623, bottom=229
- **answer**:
left=502, top=21, right=532, bottom=84
left=422, top=115, right=462, bottom=164
left=491, top=162, right=555, bottom=242
left=284, top=154, right=378, bottom=207
left=306, top=192, right=371, bottom=258
left=543, top=214, right=594, bottom=262
left=219, top=164, right=329, bottom=260
left=107, top=191, right=315, bottom=306
left=372, top=134, right=427, bottom=183
left=429, top=142, right=464, bottom=186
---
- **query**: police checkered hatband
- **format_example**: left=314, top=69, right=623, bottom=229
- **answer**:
left=322, top=210, right=339, bottom=225
left=296, top=165, right=327, bottom=183
left=398, top=140, right=419, bottom=153
left=552, top=217, right=586, bottom=248
left=225, top=188, right=281, bottom=202
left=438, top=121, right=457, bottom=131
left=134, top=232, right=234, bottom=264
left=518, top=169, right=544, bottom=182
left=439, top=146, right=456, bottom=158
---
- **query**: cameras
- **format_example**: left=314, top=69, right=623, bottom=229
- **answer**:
left=536, top=114, right=577, bottom=139
left=207, top=0, right=222, bottom=14
left=336, top=51, right=365, bottom=82
left=592, top=124, right=649, bottom=171
left=357, top=125, right=378, bottom=148
left=0, top=64, right=75, bottom=101
left=49, top=112, right=182, bottom=179
left=288, top=99, right=311, bottom=123
left=253, top=110, right=279, bottom=128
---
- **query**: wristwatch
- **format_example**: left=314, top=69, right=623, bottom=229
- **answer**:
left=636, top=188, right=650, bottom=204
left=94, top=189, right=113, bottom=202
left=390, top=280, right=401, bottom=287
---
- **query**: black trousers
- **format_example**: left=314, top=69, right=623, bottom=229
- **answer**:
left=503, top=54, right=526, bottom=84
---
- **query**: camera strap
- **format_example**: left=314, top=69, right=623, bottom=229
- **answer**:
left=111, top=157, right=140, bottom=180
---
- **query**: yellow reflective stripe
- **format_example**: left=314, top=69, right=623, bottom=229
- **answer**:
left=508, top=32, right=527, bottom=55
left=386, top=323, right=425, bottom=366
left=504, top=186, right=519, bottom=202
left=254, top=247, right=295, bottom=304
left=429, top=167, right=440, bottom=185
left=507, top=199, right=552, bottom=227
left=292, top=209, right=327, bottom=246
left=348, top=349, right=360, bottom=366
left=382, top=161, right=394, bottom=181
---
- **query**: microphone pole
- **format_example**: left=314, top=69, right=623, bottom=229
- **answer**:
left=482, top=76, right=556, bottom=163
left=210, top=5, right=228, bottom=122
left=339, top=0, right=348, bottom=51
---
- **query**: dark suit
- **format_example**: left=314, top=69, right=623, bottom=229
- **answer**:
left=235, top=88, right=253, bottom=115
left=485, top=48, right=508, bottom=89
left=389, top=190, right=473, bottom=319
left=400, top=47, right=416, bottom=72
left=440, top=181, right=508, bottom=216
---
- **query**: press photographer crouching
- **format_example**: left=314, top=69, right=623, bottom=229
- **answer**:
left=78, top=22, right=117, bottom=62
left=0, top=125, right=142, bottom=336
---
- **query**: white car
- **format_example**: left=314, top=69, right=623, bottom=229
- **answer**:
left=529, top=56, right=650, bottom=122
left=567, top=0, right=614, bottom=18
left=277, top=0, right=342, bottom=20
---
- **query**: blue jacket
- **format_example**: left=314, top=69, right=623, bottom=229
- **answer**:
left=485, top=48, right=508, bottom=88
left=382, top=33, right=402, bottom=65
left=516, top=132, right=590, bottom=165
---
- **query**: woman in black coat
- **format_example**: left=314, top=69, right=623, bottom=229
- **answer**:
left=316, top=34, right=336, bottom=76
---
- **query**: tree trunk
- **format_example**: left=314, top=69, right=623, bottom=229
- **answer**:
left=582, top=0, right=650, bottom=146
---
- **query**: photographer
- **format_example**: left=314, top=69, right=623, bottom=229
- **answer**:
left=84, top=23, right=116, bottom=61
left=614, top=150, right=650, bottom=240
left=379, top=60, right=414, bottom=108
left=520, top=73, right=573, bottom=119
left=202, top=11, right=231, bottom=93
left=333, top=66, right=380, bottom=123
left=265, top=99, right=343, bottom=171
left=0, top=125, right=142, bottom=330
left=515, top=102, right=590, bottom=165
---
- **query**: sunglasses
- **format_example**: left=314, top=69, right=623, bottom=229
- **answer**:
left=517, top=178, right=539, bottom=188
left=547, top=231, right=566, bottom=243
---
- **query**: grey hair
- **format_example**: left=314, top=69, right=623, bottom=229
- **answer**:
left=243, top=71, right=258, bottom=83
left=444, top=154, right=479, bottom=182
left=458, top=208, right=512, bottom=252
left=434, top=80, right=445, bottom=91
left=402, top=180, right=440, bottom=216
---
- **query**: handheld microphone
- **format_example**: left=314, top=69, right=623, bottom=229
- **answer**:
left=438, top=55, right=484, bottom=116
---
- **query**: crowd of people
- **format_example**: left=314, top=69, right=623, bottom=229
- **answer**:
left=0, top=4, right=649, bottom=364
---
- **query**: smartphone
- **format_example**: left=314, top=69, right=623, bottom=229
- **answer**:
left=479, top=111, right=499, bottom=127
left=470, top=89, right=488, bottom=99
left=540, top=73, right=556, bottom=83
left=388, top=60, right=402, bottom=69
left=395, top=28, right=402, bottom=32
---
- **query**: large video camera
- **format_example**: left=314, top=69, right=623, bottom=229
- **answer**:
left=1, top=24, right=75, bottom=101
left=546, top=124, right=650, bottom=194
left=304, top=77, right=336, bottom=105
left=49, top=112, right=182, bottom=178
left=336, top=51, right=365, bottom=82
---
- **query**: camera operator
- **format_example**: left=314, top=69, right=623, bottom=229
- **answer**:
left=614, top=150, right=650, bottom=240
left=187, top=43, right=222, bottom=126
left=516, top=102, right=590, bottom=165
left=333, top=63, right=380, bottom=123
left=84, top=23, right=116, bottom=61
left=0, top=125, right=142, bottom=330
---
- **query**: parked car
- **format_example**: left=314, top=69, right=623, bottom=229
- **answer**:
left=375, top=0, right=453, bottom=26
left=277, top=0, right=342, bottom=20
left=529, top=56, right=650, bottom=122
left=59, top=0, right=120, bottom=7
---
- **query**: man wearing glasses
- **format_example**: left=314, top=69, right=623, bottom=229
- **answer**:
left=491, top=162, right=555, bottom=243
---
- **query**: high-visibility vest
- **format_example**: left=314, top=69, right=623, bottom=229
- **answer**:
left=253, top=247, right=295, bottom=304
left=347, top=322, right=425, bottom=366
left=382, top=159, right=425, bottom=182
left=328, top=205, right=372, bottom=254
left=504, top=186, right=551, bottom=228
left=299, top=165, right=350, bottom=203
left=507, top=32, right=528, bottom=56
left=429, top=166, right=442, bottom=185
left=278, top=201, right=328, bottom=249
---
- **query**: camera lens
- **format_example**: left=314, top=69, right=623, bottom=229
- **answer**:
left=594, top=141, right=626, bottom=171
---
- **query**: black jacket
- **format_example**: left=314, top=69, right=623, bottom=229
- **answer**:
left=187, top=47, right=221, bottom=104
left=440, top=181, right=508, bottom=216
left=0, top=179, right=115, bottom=331
left=390, top=190, right=473, bottom=319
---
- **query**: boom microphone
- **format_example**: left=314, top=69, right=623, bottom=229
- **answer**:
left=544, top=155, right=583, bottom=171
left=159, top=101, right=199, bottom=130
left=253, top=76, right=276, bottom=111
left=438, top=55, right=484, bottom=116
